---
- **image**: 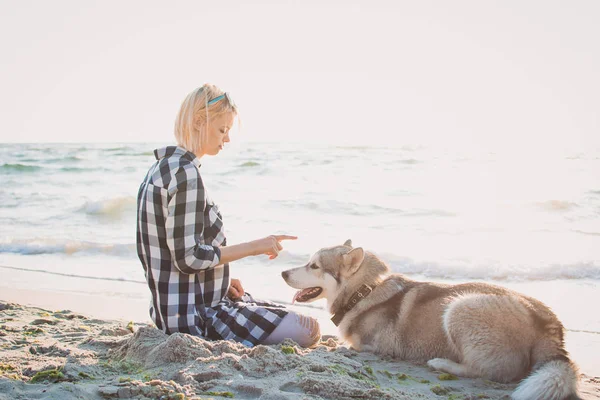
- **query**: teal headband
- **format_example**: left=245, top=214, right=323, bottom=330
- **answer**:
left=208, top=92, right=236, bottom=108
left=207, top=94, right=226, bottom=105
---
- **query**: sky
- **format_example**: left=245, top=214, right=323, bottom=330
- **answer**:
left=0, top=0, right=599, bottom=152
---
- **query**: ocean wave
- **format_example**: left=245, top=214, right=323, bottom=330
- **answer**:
left=58, top=166, right=97, bottom=173
left=90, top=145, right=156, bottom=157
left=0, top=238, right=135, bottom=257
left=136, top=151, right=155, bottom=157
left=274, top=199, right=454, bottom=217
left=377, top=253, right=600, bottom=282
left=0, top=163, right=42, bottom=173
left=238, top=249, right=600, bottom=282
left=573, top=230, right=600, bottom=237
left=6, top=164, right=109, bottom=174
left=397, top=158, right=421, bottom=165
left=221, top=164, right=270, bottom=176
left=104, top=146, right=136, bottom=152
left=334, top=145, right=374, bottom=150
left=81, top=196, right=136, bottom=217
left=108, top=151, right=155, bottom=157
left=41, top=155, right=84, bottom=163
left=239, top=161, right=260, bottom=167
left=297, top=160, right=332, bottom=167
left=1, top=238, right=598, bottom=282
left=535, top=200, right=579, bottom=212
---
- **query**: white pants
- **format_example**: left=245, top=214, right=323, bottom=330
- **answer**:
left=261, top=311, right=321, bottom=347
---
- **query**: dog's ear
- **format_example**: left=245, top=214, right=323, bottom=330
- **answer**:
left=343, top=239, right=353, bottom=248
left=342, top=247, right=364, bottom=275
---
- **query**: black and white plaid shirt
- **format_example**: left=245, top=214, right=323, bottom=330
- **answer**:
left=136, top=146, right=287, bottom=346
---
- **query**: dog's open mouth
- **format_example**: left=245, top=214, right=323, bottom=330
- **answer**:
left=292, top=287, right=323, bottom=304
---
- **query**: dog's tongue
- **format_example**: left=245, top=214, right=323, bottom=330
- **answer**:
left=292, top=289, right=311, bottom=304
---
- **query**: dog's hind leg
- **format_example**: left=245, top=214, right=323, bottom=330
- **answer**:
left=427, top=358, right=477, bottom=377
left=440, top=293, right=534, bottom=382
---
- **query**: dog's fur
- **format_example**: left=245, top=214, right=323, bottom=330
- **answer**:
left=282, top=240, right=581, bottom=400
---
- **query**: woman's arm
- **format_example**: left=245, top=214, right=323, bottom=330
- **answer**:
left=165, top=165, right=222, bottom=274
left=165, top=163, right=296, bottom=271
left=218, top=235, right=297, bottom=265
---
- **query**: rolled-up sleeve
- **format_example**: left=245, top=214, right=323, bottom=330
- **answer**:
left=165, top=164, right=221, bottom=274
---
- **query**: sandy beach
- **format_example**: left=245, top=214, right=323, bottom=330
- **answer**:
left=1, top=296, right=599, bottom=400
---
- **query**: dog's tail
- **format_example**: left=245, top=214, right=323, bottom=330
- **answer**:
left=512, top=334, right=581, bottom=400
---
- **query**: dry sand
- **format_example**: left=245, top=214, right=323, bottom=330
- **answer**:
left=0, top=301, right=599, bottom=400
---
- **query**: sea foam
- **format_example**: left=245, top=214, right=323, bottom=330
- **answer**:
left=0, top=238, right=135, bottom=257
left=81, top=196, right=136, bottom=217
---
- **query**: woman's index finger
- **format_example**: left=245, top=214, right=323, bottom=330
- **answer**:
left=274, top=235, right=298, bottom=241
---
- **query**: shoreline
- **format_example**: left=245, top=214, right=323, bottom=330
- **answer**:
left=2, top=265, right=600, bottom=376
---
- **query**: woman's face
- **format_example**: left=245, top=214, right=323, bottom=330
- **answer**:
left=202, top=112, right=235, bottom=156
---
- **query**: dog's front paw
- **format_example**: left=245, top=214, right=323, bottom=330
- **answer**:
left=427, top=358, right=450, bottom=371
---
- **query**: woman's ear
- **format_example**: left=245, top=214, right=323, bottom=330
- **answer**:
left=342, top=247, right=364, bottom=276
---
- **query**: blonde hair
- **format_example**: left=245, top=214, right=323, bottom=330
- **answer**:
left=174, top=83, right=238, bottom=155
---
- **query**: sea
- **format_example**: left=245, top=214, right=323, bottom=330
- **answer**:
left=1, top=142, right=599, bottom=373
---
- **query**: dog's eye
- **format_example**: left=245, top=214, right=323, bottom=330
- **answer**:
left=309, top=263, right=319, bottom=270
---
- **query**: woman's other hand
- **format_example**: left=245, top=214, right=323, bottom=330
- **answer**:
left=228, top=278, right=245, bottom=299
left=252, top=235, right=297, bottom=259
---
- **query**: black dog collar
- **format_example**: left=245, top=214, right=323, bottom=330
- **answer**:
left=331, top=284, right=375, bottom=327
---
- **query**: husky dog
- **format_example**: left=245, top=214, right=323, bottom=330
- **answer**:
left=282, top=240, right=581, bottom=400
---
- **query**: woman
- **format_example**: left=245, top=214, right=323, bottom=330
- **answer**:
left=136, top=84, right=320, bottom=348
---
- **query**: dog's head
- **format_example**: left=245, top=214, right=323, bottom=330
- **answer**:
left=281, top=239, right=381, bottom=305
